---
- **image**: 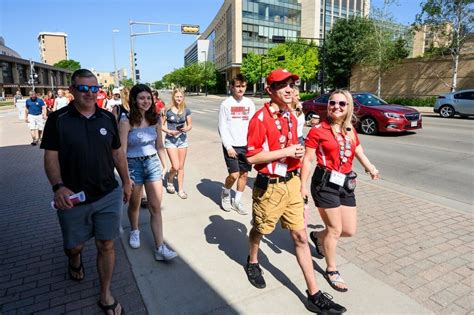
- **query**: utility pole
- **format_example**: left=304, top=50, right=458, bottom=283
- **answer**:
left=129, top=21, right=199, bottom=83
left=112, top=29, right=119, bottom=87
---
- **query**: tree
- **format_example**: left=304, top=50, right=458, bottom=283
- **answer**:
left=153, top=80, right=165, bottom=90
left=358, top=0, right=411, bottom=96
left=241, top=52, right=263, bottom=94
left=120, top=78, right=134, bottom=89
left=53, top=59, right=81, bottom=72
left=324, top=17, right=374, bottom=89
left=414, top=0, right=474, bottom=91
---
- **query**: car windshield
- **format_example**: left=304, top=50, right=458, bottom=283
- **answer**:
left=353, top=93, right=388, bottom=106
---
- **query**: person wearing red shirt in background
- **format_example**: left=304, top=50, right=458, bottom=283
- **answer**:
left=96, top=88, right=108, bottom=109
left=300, top=89, right=380, bottom=293
left=153, top=91, right=165, bottom=115
left=245, top=69, right=346, bottom=314
left=43, top=90, right=55, bottom=116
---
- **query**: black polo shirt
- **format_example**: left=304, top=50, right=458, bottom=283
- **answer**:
left=41, top=102, right=121, bottom=203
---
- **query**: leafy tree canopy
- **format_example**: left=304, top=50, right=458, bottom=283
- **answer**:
left=53, top=59, right=81, bottom=72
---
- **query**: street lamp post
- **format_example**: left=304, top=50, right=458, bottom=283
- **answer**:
left=201, top=50, right=208, bottom=96
left=112, top=29, right=119, bottom=87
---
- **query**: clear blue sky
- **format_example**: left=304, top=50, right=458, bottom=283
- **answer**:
left=1, top=0, right=424, bottom=83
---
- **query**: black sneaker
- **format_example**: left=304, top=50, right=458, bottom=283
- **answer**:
left=30, top=140, right=37, bottom=146
left=306, top=290, right=346, bottom=314
left=245, top=256, right=266, bottom=289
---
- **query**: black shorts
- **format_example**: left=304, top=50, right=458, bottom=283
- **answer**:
left=222, top=146, right=252, bottom=173
left=310, top=169, right=356, bottom=209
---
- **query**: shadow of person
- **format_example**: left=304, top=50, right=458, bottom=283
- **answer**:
left=246, top=176, right=255, bottom=190
left=204, top=215, right=306, bottom=303
left=196, top=178, right=224, bottom=206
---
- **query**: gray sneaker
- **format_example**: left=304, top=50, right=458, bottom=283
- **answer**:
left=232, top=200, right=248, bottom=215
left=155, top=244, right=178, bottom=261
left=221, top=191, right=232, bottom=212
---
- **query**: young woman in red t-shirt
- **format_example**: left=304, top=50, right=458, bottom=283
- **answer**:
left=43, top=90, right=55, bottom=115
left=300, top=89, right=380, bottom=292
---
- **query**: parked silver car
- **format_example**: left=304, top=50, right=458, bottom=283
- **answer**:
left=434, top=89, right=474, bottom=118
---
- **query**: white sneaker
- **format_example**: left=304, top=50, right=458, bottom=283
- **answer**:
left=221, top=191, right=232, bottom=212
left=232, top=200, right=248, bottom=215
left=129, top=230, right=140, bottom=249
left=155, top=244, right=178, bottom=261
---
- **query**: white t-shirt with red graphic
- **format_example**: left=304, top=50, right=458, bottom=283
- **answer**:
left=218, top=96, right=255, bottom=149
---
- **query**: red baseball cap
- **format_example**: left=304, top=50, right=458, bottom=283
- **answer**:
left=267, top=68, right=299, bottom=86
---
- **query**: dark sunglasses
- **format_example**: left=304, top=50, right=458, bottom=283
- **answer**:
left=329, top=100, right=348, bottom=107
left=74, top=85, right=101, bottom=93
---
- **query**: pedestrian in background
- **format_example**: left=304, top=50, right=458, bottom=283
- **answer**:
left=96, top=88, right=108, bottom=109
left=106, top=88, right=122, bottom=112
left=41, top=69, right=132, bottom=315
left=53, top=89, right=69, bottom=111
left=25, top=90, right=46, bottom=145
left=112, top=87, right=130, bottom=122
left=291, top=87, right=306, bottom=146
left=218, top=73, right=255, bottom=215
left=153, top=90, right=165, bottom=115
left=300, top=89, right=380, bottom=293
left=245, top=69, right=346, bottom=314
left=162, top=88, right=192, bottom=199
left=119, top=84, right=176, bottom=261
left=44, top=90, right=55, bottom=116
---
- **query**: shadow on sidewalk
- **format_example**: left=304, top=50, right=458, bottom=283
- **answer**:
left=204, top=215, right=306, bottom=303
left=196, top=178, right=223, bottom=206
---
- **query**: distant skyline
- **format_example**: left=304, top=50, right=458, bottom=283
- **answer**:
left=1, top=0, right=425, bottom=83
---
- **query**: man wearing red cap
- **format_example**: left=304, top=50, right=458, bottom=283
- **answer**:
left=245, top=69, right=346, bottom=314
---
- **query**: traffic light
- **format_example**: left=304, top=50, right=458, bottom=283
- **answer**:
left=181, top=24, right=200, bottom=35
left=135, top=69, right=140, bottom=81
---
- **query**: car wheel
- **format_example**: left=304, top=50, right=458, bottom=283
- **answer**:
left=361, top=117, right=378, bottom=135
left=439, top=105, right=455, bottom=118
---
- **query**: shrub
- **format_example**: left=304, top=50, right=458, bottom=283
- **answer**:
left=300, top=92, right=319, bottom=101
left=384, top=96, right=436, bottom=107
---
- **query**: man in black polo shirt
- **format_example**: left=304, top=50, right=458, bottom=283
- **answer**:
left=41, top=69, right=132, bottom=315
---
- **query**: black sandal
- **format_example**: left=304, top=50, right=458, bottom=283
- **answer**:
left=309, top=232, right=325, bottom=259
left=324, top=270, right=348, bottom=292
left=68, top=253, right=84, bottom=282
left=98, top=298, right=124, bottom=314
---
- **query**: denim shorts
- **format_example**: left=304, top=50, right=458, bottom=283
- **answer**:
left=164, top=133, right=188, bottom=149
left=127, top=154, right=163, bottom=185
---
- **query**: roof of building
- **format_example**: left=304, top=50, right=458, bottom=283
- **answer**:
left=37, top=32, right=68, bottom=39
left=0, top=37, right=21, bottom=58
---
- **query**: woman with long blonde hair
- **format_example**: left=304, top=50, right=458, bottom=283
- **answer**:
left=300, top=89, right=379, bottom=293
left=162, top=88, right=192, bottom=199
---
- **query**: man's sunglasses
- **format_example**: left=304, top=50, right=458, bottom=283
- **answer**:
left=328, top=100, right=348, bottom=107
left=74, top=85, right=101, bottom=93
left=272, top=82, right=295, bottom=89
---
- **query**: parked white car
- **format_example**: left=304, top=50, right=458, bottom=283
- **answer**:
left=434, top=89, right=474, bottom=118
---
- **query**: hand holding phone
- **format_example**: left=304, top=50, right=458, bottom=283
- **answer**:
left=175, top=123, right=184, bottom=131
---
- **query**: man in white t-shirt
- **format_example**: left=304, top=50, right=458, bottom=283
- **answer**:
left=218, top=74, right=255, bottom=215
left=105, top=88, right=122, bottom=112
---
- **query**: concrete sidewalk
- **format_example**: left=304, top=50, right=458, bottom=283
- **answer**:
left=121, top=124, right=471, bottom=314
left=1, top=107, right=472, bottom=314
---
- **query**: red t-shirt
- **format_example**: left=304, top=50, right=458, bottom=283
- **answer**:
left=44, top=97, right=54, bottom=108
left=155, top=100, right=165, bottom=112
left=305, top=120, right=360, bottom=174
left=247, top=103, right=301, bottom=175
left=96, top=91, right=107, bottom=108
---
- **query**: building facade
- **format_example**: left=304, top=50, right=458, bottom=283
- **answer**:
left=192, top=0, right=370, bottom=85
left=0, top=54, right=71, bottom=98
left=91, top=68, right=128, bottom=90
left=37, top=32, right=68, bottom=65
left=184, top=40, right=211, bottom=66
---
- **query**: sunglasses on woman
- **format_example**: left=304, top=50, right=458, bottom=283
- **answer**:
left=74, top=85, right=101, bottom=93
left=328, top=100, right=347, bottom=107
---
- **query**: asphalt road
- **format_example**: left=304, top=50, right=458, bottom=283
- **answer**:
left=171, top=92, right=473, bottom=211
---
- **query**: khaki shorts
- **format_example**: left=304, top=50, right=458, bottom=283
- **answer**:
left=28, top=114, right=44, bottom=130
left=252, top=175, right=305, bottom=234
